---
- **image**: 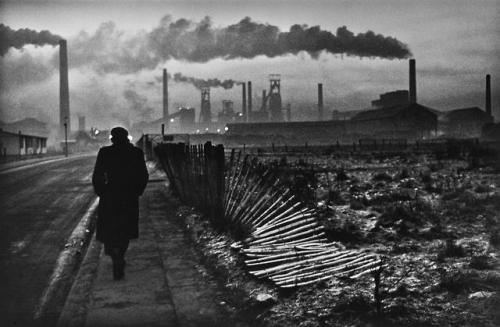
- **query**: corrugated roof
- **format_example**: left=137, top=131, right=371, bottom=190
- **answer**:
left=351, top=103, right=436, bottom=121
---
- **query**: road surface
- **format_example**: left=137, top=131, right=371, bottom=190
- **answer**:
left=0, top=154, right=97, bottom=326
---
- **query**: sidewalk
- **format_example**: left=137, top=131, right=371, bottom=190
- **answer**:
left=58, top=182, right=230, bottom=327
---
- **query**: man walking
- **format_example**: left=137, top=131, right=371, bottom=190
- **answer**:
left=92, top=127, right=149, bottom=280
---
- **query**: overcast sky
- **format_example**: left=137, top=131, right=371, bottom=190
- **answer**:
left=0, top=0, right=499, bottom=130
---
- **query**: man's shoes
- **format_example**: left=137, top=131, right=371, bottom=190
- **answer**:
left=113, top=258, right=125, bottom=280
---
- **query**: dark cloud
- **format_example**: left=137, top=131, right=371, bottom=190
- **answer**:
left=147, top=16, right=412, bottom=63
left=1, top=16, right=411, bottom=82
left=0, top=24, right=61, bottom=56
left=62, top=15, right=411, bottom=74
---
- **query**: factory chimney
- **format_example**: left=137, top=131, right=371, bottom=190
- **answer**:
left=262, top=90, right=267, bottom=111
left=59, top=39, right=70, bottom=138
left=486, top=74, right=491, bottom=117
left=409, top=59, right=416, bottom=104
left=247, top=81, right=252, bottom=122
left=78, top=116, right=85, bottom=132
left=241, top=83, right=247, bottom=119
left=163, top=68, right=169, bottom=122
left=318, top=83, right=324, bottom=121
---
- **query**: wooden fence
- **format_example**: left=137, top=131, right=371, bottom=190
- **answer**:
left=155, top=142, right=382, bottom=292
left=155, top=142, right=225, bottom=225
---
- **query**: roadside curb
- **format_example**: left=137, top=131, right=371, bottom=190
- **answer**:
left=57, top=235, right=102, bottom=327
left=33, top=197, right=99, bottom=324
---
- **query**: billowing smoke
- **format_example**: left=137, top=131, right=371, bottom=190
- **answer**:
left=153, top=72, right=240, bottom=90
left=64, top=16, right=411, bottom=74
left=148, top=16, right=411, bottom=63
left=172, top=73, right=239, bottom=89
left=1, top=16, right=411, bottom=78
left=0, top=24, right=62, bottom=56
left=123, top=89, right=154, bottom=121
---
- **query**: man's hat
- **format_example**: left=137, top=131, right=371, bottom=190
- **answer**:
left=110, top=127, right=129, bottom=142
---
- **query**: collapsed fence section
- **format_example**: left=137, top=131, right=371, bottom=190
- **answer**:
left=225, top=153, right=381, bottom=288
left=155, top=142, right=382, bottom=290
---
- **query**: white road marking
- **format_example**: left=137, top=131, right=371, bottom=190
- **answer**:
left=33, top=197, right=99, bottom=320
left=0, top=153, right=95, bottom=175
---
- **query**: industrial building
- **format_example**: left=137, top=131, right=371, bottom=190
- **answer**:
left=371, top=90, right=409, bottom=108
left=441, top=107, right=493, bottom=138
left=350, top=103, right=437, bottom=139
left=0, top=130, right=47, bottom=156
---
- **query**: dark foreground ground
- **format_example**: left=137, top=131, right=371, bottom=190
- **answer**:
left=176, top=151, right=500, bottom=327
left=1, top=150, right=498, bottom=326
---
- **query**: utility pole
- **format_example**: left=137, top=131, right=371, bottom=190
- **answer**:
left=64, top=117, right=68, bottom=157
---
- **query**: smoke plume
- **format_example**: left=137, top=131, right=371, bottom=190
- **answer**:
left=0, top=24, right=62, bottom=56
left=172, top=73, right=240, bottom=89
left=123, top=89, right=154, bottom=121
left=148, top=16, right=412, bottom=62
left=65, top=16, right=411, bottom=74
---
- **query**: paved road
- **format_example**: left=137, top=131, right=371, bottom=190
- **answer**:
left=0, top=155, right=97, bottom=326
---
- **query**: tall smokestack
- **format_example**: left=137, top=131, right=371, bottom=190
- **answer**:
left=247, top=81, right=252, bottom=122
left=486, top=74, right=491, bottom=117
left=78, top=116, right=85, bottom=132
left=409, top=59, right=416, bottom=104
left=262, top=90, right=267, bottom=110
left=163, top=68, right=169, bottom=121
left=318, top=83, right=324, bottom=121
left=242, top=83, right=247, bottom=119
left=59, top=39, right=70, bottom=138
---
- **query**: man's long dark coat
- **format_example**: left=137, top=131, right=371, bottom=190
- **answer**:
left=92, top=142, right=149, bottom=243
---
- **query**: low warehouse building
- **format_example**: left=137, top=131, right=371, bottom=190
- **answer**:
left=350, top=103, right=438, bottom=140
left=0, top=130, right=47, bottom=156
left=442, top=107, right=493, bottom=138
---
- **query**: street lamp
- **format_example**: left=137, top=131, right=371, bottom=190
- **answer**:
left=64, top=116, right=68, bottom=157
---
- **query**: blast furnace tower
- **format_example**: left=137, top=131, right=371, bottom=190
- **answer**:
left=199, top=87, right=211, bottom=124
left=268, top=74, right=283, bottom=122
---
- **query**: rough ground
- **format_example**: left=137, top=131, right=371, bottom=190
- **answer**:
left=175, top=152, right=500, bottom=327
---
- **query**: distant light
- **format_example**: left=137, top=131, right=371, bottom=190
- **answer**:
left=224, top=126, right=229, bottom=131
left=217, top=128, right=221, bottom=133
left=205, top=127, right=209, bottom=131
left=238, top=113, right=243, bottom=116
left=94, top=129, right=100, bottom=135
left=170, top=118, right=174, bottom=122
left=196, top=129, right=200, bottom=133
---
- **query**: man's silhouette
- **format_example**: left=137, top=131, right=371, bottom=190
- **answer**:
left=92, top=127, right=149, bottom=280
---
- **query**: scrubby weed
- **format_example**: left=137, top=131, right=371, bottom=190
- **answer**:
left=222, top=147, right=500, bottom=326
left=323, top=218, right=363, bottom=244
left=437, top=239, right=465, bottom=262
left=372, top=171, right=393, bottom=182
left=439, top=268, right=500, bottom=294
left=469, top=255, right=492, bottom=270
left=489, top=228, right=500, bottom=247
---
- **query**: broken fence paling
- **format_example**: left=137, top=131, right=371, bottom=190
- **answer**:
left=155, top=142, right=225, bottom=223
left=155, top=142, right=381, bottom=288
